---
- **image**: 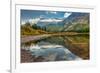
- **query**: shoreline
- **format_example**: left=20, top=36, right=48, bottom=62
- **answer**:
left=21, top=32, right=89, bottom=43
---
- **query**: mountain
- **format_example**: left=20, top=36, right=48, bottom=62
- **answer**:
left=36, top=18, right=64, bottom=32
left=45, top=23, right=64, bottom=32
left=63, top=13, right=89, bottom=23
left=28, top=12, right=89, bottom=32
left=62, top=13, right=89, bottom=32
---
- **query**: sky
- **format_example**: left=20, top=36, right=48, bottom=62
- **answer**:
left=20, top=10, right=72, bottom=24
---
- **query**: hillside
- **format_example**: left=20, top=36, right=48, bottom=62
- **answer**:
left=63, top=13, right=89, bottom=32
left=21, top=12, right=90, bottom=34
left=35, top=12, right=90, bottom=32
left=21, top=22, right=47, bottom=36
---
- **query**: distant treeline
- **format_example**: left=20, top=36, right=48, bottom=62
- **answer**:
left=21, top=22, right=89, bottom=36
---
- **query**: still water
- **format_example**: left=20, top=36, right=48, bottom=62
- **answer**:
left=21, top=35, right=89, bottom=62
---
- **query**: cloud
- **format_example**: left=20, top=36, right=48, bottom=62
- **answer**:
left=64, top=12, right=72, bottom=18
left=50, top=12, right=57, bottom=14
left=21, top=17, right=41, bottom=25
left=21, top=20, right=26, bottom=25
left=46, top=11, right=57, bottom=15
left=29, top=18, right=40, bottom=24
left=39, top=15, right=45, bottom=18
left=21, top=18, right=63, bottom=25
left=40, top=19, right=63, bottom=22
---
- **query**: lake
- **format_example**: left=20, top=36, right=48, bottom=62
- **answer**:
left=21, top=35, right=89, bottom=62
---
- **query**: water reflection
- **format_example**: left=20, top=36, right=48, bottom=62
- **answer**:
left=21, top=35, right=89, bottom=62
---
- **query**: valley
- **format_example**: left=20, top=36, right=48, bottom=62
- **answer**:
left=20, top=10, right=90, bottom=63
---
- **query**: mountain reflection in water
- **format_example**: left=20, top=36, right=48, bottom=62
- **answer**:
left=21, top=35, right=89, bottom=62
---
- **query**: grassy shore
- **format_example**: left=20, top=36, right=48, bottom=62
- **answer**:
left=21, top=32, right=89, bottom=43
